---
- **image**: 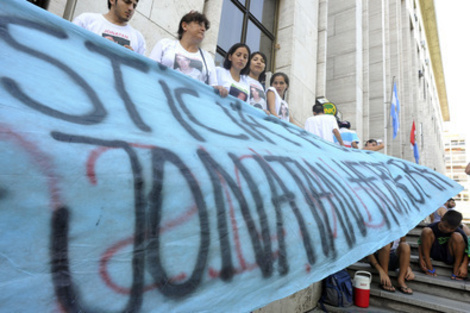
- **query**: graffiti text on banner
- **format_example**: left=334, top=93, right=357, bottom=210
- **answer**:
left=0, top=1, right=462, bottom=312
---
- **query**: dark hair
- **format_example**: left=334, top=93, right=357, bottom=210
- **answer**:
left=108, top=0, right=137, bottom=10
left=365, top=139, right=377, bottom=146
left=270, top=72, right=289, bottom=87
left=250, top=51, right=267, bottom=85
left=230, top=88, right=248, bottom=101
left=442, top=210, right=463, bottom=228
left=269, top=72, right=289, bottom=99
left=223, top=43, right=251, bottom=75
left=178, top=11, right=210, bottom=40
left=312, top=103, right=324, bottom=114
left=339, top=120, right=351, bottom=129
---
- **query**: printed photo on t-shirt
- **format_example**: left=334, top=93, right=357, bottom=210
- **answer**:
left=174, top=53, right=204, bottom=81
left=229, top=86, right=248, bottom=102
left=278, top=101, right=289, bottom=121
left=102, top=33, right=130, bottom=47
left=249, top=85, right=266, bottom=110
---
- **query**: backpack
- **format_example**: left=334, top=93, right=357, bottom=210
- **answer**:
left=319, top=269, right=353, bottom=310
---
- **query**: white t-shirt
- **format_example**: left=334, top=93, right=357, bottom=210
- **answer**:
left=149, top=38, right=217, bottom=86
left=73, top=13, right=146, bottom=55
left=266, top=87, right=289, bottom=122
left=246, top=76, right=267, bottom=110
left=304, top=114, right=339, bottom=143
left=216, top=67, right=250, bottom=102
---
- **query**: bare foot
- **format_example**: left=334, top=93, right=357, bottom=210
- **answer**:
left=419, top=257, right=437, bottom=277
left=397, top=285, right=413, bottom=295
left=380, top=284, right=396, bottom=292
left=451, top=273, right=465, bottom=281
left=423, top=268, right=437, bottom=277
left=405, top=266, right=415, bottom=281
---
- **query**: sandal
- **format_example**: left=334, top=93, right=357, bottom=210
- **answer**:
left=397, top=286, right=413, bottom=295
left=424, top=268, right=436, bottom=276
left=379, top=284, right=395, bottom=292
left=451, top=273, right=465, bottom=281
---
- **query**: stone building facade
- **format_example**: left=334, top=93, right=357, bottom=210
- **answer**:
left=45, top=0, right=447, bottom=172
left=38, top=0, right=448, bottom=311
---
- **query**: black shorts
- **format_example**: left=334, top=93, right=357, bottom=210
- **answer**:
left=430, top=241, right=454, bottom=265
left=374, top=249, right=400, bottom=271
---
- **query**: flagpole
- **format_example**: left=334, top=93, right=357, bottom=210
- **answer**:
left=387, top=76, right=396, bottom=156
left=382, top=0, right=388, bottom=155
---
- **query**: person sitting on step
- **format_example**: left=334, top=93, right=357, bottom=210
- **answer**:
left=368, top=237, right=415, bottom=294
left=430, top=198, right=456, bottom=223
left=430, top=198, right=470, bottom=237
left=418, top=210, right=469, bottom=280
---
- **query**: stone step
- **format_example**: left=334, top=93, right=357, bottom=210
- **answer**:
left=368, top=281, right=470, bottom=313
left=354, top=255, right=470, bottom=281
left=417, top=221, right=429, bottom=228
left=409, top=254, right=449, bottom=275
left=405, top=235, right=419, bottom=245
left=409, top=241, right=419, bottom=254
left=348, top=262, right=470, bottom=304
left=368, top=282, right=466, bottom=313
left=406, top=228, right=422, bottom=238
left=339, top=223, right=470, bottom=313
left=312, top=303, right=396, bottom=313
left=409, top=254, right=470, bottom=277
left=352, top=255, right=458, bottom=277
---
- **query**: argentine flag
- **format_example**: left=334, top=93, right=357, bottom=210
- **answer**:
left=391, top=82, right=400, bottom=139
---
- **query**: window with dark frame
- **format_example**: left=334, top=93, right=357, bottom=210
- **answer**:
left=215, top=0, right=278, bottom=72
left=27, top=0, right=50, bottom=9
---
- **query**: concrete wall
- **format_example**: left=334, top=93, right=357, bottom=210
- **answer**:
left=326, top=0, right=364, bottom=143
left=253, top=283, right=321, bottom=313
left=367, top=0, right=388, bottom=146
left=275, top=0, right=320, bottom=125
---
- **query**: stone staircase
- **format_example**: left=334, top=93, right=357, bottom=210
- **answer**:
left=314, top=222, right=470, bottom=313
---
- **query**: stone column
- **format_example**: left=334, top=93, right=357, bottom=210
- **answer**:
left=201, top=0, right=224, bottom=56
left=316, top=0, right=328, bottom=97
left=325, top=0, right=364, bottom=136
left=275, top=0, right=319, bottom=125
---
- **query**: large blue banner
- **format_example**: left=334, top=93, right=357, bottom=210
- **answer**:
left=0, top=1, right=462, bottom=312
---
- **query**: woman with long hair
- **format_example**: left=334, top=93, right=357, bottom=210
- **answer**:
left=216, top=43, right=251, bottom=102
left=266, top=72, right=302, bottom=127
left=247, top=51, right=267, bottom=110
